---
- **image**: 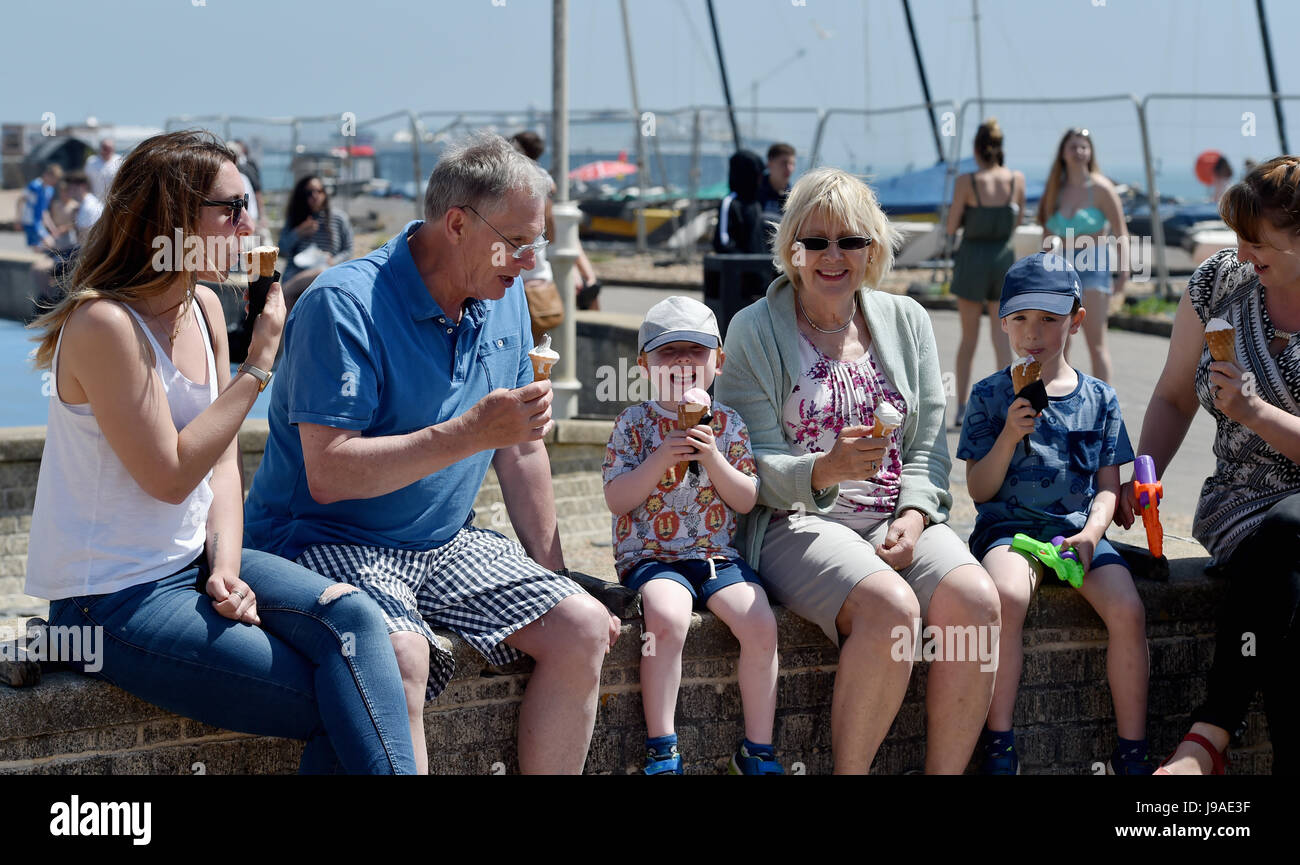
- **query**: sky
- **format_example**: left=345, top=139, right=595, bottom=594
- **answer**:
left=5, top=0, right=1299, bottom=190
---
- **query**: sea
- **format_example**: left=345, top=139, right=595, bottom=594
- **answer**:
left=1, top=319, right=273, bottom=428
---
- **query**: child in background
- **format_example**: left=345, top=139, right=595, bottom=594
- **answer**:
left=602, top=296, right=780, bottom=775
left=958, top=253, right=1152, bottom=775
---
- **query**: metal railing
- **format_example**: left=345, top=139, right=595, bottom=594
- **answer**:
left=165, top=94, right=1300, bottom=290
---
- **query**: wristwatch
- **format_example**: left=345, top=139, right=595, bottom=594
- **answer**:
left=237, top=361, right=273, bottom=392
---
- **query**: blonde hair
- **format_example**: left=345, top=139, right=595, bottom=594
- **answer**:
left=974, top=118, right=1004, bottom=166
left=772, top=167, right=900, bottom=290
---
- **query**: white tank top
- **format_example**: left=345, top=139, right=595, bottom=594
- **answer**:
left=25, top=300, right=218, bottom=600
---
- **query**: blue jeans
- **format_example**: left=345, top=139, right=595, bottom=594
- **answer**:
left=47, top=548, right=416, bottom=774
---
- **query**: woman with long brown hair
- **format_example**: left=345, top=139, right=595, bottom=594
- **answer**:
left=25, top=130, right=415, bottom=773
left=1038, top=128, right=1128, bottom=382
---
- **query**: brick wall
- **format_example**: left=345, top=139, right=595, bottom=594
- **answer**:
left=0, top=424, right=1275, bottom=774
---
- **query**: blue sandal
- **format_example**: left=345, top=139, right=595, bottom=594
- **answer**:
left=644, top=745, right=683, bottom=775
left=728, top=742, right=784, bottom=775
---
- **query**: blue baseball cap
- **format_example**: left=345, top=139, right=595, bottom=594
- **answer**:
left=998, top=252, right=1083, bottom=318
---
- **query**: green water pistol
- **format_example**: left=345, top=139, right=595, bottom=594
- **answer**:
left=1010, top=533, right=1085, bottom=589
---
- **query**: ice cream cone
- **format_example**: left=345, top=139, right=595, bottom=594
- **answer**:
left=1206, top=328, right=1236, bottom=363
left=1010, top=357, right=1042, bottom=393
left=243, top=245, right=279, bottom=281
left=528, top=334, right=560, bottom=382
left=675, top=402, right=709, bottom=480
left=870, top=400, right=904, bottom=437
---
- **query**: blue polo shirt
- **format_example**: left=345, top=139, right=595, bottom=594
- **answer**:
left=243, top=220, right=534, bottom=560
left=22, top=178, right=56, bottom=247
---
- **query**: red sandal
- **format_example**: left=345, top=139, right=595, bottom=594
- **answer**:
left=1153, top=732, right=1228, bottom=775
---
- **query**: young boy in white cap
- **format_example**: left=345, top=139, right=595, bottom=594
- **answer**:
left=602, top=296, right=781, bottom=775
left=958, top=252, right=1151, bottom=775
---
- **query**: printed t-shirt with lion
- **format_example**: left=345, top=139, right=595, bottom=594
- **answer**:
left=603, top=400, right=759, bottom=579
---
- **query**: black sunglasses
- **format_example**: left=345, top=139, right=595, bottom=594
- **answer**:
left=796, top=235, right=873, bottom=251
left=202, top=193, right=249, bottom=225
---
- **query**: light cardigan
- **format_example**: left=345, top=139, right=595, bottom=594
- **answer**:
left=715, top=274, right=955, bottom=572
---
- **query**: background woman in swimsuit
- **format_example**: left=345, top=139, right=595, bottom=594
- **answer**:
left=1038, top=128, right=1129, bottom=383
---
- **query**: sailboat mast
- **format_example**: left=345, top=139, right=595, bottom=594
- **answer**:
left=972, top=0, right=985, bottom=120
left=1254, top=0, right=1289, bottom=154
left=900, top=0, right=943, bottom=163
left=705, top=0, right=743, bottom=151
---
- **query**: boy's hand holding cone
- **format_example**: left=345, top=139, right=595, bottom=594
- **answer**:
left=675, top=387, right=713, bottom=482
left=1010, top=355, right=1048, bottom=456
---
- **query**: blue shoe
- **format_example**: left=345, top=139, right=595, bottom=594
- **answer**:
left=728, top=741, right=783, bottom=775
left=644, top=744, right=683, bottom=775
left=1107, top=746, right=1157, bottom=775
left=978, top=730, right=1019, bottom=775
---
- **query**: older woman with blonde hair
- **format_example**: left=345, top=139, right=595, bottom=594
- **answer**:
left=716, top=167, right=1000, bottom=773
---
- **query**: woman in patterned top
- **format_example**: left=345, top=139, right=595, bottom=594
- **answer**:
left=1117, top=156, right=1300, bottom=774
left=717, top=168, right=1000, bottom=773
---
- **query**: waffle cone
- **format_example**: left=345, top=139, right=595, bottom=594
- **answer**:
left=1011, top=359, right=1041, bottom=393
left=870, top=417, right=898, bottom=437
left=529, top=352, right=558, bottom=382
left=675, top=403, right=709, bottom=479
left=243, top=246, right=279, bottom=280
left=1206, top=328, right=1236, bottom=363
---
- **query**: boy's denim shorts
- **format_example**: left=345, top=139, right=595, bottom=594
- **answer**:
left=623, top=556, right=761, bottom=608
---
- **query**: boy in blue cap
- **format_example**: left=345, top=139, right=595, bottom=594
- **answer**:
left=957, top=252, right=1152, bottom=775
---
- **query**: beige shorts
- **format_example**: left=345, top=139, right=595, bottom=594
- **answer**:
left=760, top=513, right=980, bottom=646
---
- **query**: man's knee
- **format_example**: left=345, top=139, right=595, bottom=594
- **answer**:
left=534, top=594, right=609, bottom=664
left=390, top=632, right=430, bottom=686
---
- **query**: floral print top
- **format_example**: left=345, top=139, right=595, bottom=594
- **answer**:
left=782, top=333, right=908, bottom=527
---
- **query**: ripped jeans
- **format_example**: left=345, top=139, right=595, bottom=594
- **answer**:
left=47, top=548, right=416, bottom=774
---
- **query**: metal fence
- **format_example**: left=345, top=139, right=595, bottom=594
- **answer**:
left=166, top=93, right=1300, bottom=288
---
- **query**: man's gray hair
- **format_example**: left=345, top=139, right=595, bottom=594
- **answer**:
left=424, top=130, right=551, bottom=222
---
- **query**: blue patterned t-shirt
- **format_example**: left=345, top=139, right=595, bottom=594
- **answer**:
left=957, top=368, right=1134, bottom=559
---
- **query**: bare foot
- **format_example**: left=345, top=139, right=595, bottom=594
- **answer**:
left=1155, top=724, right=1228, bottom=775
left=1157, top=741, right=1215, bottom=775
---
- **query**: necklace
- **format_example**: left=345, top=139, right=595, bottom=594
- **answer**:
left=144, top=291, right=192, bottom=346
left=797, top=292, right=857, bottom=334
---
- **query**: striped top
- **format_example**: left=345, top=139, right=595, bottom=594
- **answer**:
left=280, top=210, right=354, bottom=283
left=1187, top=248, right=1300, bottom=563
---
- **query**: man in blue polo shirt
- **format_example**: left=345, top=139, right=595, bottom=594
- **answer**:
left=244, top=132, right=618, bottom=774
left=22, top=163, right=62, bottom=250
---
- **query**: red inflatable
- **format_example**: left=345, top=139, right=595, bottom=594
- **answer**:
left=1196, top=150, right=1224, bottom=186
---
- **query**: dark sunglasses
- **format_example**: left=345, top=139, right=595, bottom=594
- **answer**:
left=202, top=193, right=250, bottom=225
left=796, top=235, right=873, bottom=251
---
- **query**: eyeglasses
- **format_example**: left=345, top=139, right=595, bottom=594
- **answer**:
left=796, top=235, right=873, bottom=252
left=457, top=203, right=549, bottom=260
left=202, top=193, right=249, bottom=225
